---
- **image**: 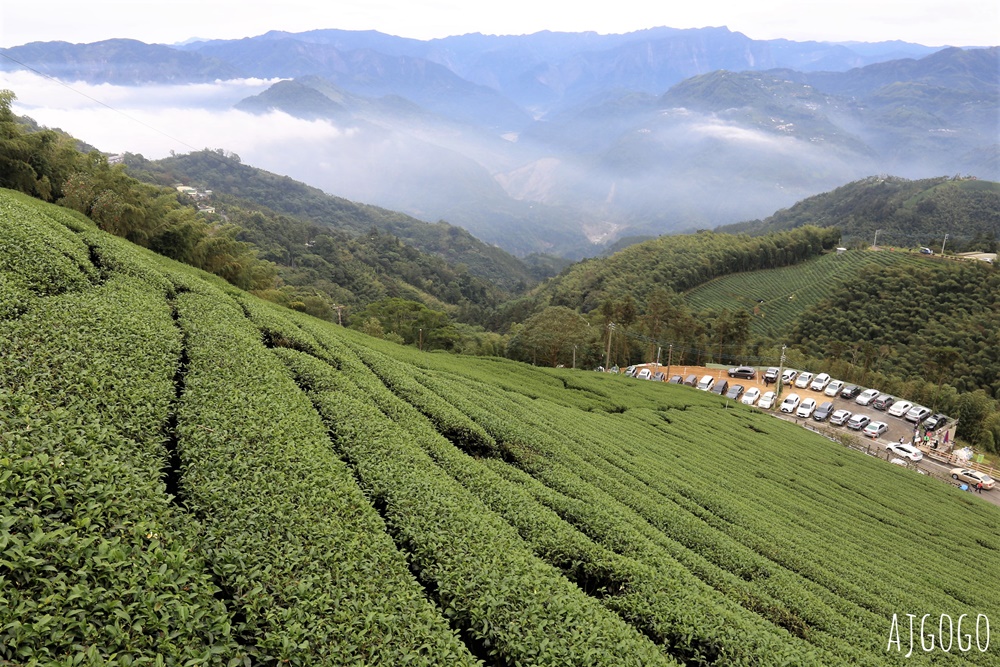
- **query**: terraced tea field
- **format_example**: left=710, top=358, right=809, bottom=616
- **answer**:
left=682, top=248, right=931, bottom=339
left=2, top=189, right=997, bottom=666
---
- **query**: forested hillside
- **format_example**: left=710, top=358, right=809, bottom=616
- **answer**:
left=519, top=226, right=841, bottom=313
left=3, top=189, right=997, bottom=665
left=718, top=175, right=1000, bottom=250
left=126, top=149, right=541, bottom=290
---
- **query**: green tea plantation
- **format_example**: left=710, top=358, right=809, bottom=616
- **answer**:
left=2, top=188, right=998, bottom=665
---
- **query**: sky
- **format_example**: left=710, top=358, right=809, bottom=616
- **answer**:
left=1, top=0, right=998, bottom=48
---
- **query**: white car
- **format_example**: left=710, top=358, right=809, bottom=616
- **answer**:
left=781, top=369, right=799, bottom=384
left=757, top=391, right=777, bottom=409
left=636, top=368, right=652, bottom=380
left=887, top=442, right=923, bottom=462
left=810, top=373, right=832, bottom=391
left=741, top=387, right=761, bottom=406
left=824, top=380, right=844, bottom=397
left=905, top=405, right=932, bottom=423
left=855, top=388, right=880, bottom=406
left=796, top=398, right=817, bottom=418
left=780, top=393, right=801, bottom=413
left=794, top=372, right=814, bottom=389
left=830, top=409, right=852, bottom=426
left=697, top=375, right=715, bottom=391
left=887, top=400, right=914, bottom=418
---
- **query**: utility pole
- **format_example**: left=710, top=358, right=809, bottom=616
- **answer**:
left=872, top=229, right=881, bottom=249
left=941, top=233, right=949, bottom=256
left=418, top=327, right=423, bottom=352
left=655, top=346, right=661, bottom=377
left=604, top=323, right=614, bottom=371
left=666, top=344, right=673, bottom=381
left=776, top=345, right=787, bottom=399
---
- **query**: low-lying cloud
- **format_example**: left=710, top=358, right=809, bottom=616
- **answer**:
left=2, top=71, right=356, bottom=160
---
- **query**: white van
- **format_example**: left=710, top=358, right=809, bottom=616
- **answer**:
left=696, top=375, right=715, bottom=391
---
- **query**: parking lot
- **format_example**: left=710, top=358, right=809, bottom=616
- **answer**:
left=625, top=363, right=997, bottom=506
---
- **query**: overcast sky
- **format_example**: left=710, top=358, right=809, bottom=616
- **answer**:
left=1, top=0, right=998, bottom=48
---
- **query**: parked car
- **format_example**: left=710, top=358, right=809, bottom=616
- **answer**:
left=710, top=380, right=729, bottom=395
left=796, top=398, right=817, bottom=418
left=887, top=442, right=923, bottom=461
left=728, top=366, right=757, bottom=379
left=636, top=368, right=652, bottom=380
left=863, top=421, right=889, bottom=439
left=872, top=394, right=896, bottom=411
left=847, top=414, right=871, bottom=430
left=764, top=367, right=780, bottom=385
left=813, top=401, right=835, bottom=421
left=830, top=408, right=852, bottom=426
left=782, top=369, right=799, bottom=384
left=741, top=387, right=761, bottom=406
left=758, top=391, right=777, bottom=409
left=697, top=375, right=715, bottom=391
left=855, top=389, right=880, bottom=406
left=684, top=374, right=698, bottom=387
left=624, top=365, right=637, bottom=377
left=924, top=413, right=949, bottom=431
left=950, top=468, right=995, bottom=490
left=905, top=405, right=932, bottom=423
left=794, top=372, right=814, bottom=389
left=840, top=384, right=862, bottom=400
left=887, top=400, right=914, bottom=418
left=668, top=375, right=683, bottom=384
left=725, top=384, right=745, bottom=400
left=653, top=372, right=667, bottom=381
left=780, top=393, right=801, bottom=413
left=810, top=373, right=832, bottom=391
left=920, top=246, right=934, bottom=255
left=824, top=379, right=845, bottom=397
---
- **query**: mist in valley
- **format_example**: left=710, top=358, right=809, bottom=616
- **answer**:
left=4, top=66, right=993, bottom=257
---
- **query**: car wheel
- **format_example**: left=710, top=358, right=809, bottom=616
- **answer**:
left=952, top=474, right=959, bottom=479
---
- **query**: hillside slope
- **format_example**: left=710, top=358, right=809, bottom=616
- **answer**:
left=4, top=188, right=999, bottom=665
left=125, top=150, right=540, bottom=290
left=717, top=175, right=1000, bottom=249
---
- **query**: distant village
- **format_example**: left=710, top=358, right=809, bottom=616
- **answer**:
left=174, top=184, right=216, bottom=215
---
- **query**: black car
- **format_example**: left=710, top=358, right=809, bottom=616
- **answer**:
left=728, top=366, right=757, bottom=380
left=725, top=384, right=745, bottom=400
left=924, top=413, right=948, bottom=431
left=840, top=385, right=862, bottom=400
left=710, top=380, right=729, bottom=396
left=813, top=401, right=835, bottom=421
left=872, top=394, right=895, bottom=411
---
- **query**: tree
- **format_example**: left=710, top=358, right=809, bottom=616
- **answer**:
left=514, top=306, right=591, bottom=367
left=350, top=298, right=459, bottom=351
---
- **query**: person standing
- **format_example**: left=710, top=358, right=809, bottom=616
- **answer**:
left=976, top=481, right=984, bottom=494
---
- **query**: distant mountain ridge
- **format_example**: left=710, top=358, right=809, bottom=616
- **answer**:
left=3, top=29, right=996, bottom=257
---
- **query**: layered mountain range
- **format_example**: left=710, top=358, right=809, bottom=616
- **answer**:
left=3, top=28, right=997, bottom=256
